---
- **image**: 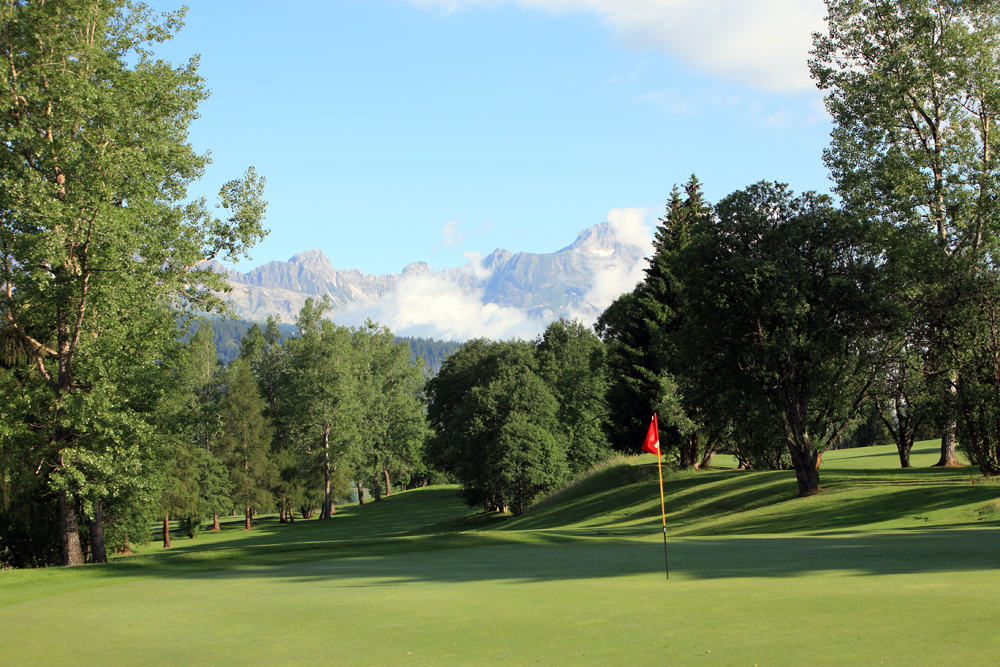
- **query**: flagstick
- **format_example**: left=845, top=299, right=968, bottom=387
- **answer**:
left=656, top=444, right=669, bottom=579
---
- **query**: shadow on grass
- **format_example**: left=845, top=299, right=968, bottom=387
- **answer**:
left=157, top=526, right=1000, bottom=586
left=149, top=486, right=469, bottom=560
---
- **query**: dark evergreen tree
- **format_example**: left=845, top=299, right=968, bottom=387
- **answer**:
left=217, top=360, right=276, bottom=530
left=596, top=176, right=712, bottom=465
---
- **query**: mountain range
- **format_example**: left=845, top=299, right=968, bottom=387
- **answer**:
left=209, top=222, right=649, bottom=339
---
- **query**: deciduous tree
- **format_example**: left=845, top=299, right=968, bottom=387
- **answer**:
left=0, top=0, right=266, bottom=564
left=679, top=183, right=897, bottom=496
left=811, top=0, right=1000, bottom=468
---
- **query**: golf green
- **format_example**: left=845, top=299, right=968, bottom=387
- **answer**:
left=3, top=529, right=999, bottom=666
left=4, top=445, right=999, bottom=666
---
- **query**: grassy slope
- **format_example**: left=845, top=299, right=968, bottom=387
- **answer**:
left=505, top=442, right=995, bottom=537
left=3, top=442, right=1000, bottom=667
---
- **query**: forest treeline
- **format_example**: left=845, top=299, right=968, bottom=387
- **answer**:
left=189, top=318, right=462, bottom=372
left=6, top=0, right=1000, bottom=568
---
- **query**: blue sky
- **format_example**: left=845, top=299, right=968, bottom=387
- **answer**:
left=146, top=0, right=832, bottom=276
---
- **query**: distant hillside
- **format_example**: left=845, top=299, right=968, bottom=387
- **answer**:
left=188, top=319, right=461, bottom=372
left=401, top=337, right=463, bottom=374
left=185, top=319, right=297, bottom=366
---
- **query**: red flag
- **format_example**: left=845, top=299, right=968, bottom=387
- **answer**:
left=642, top=414, right=660, bottom=456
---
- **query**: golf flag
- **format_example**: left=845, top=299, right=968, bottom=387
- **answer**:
left=642, top=414, right=660, bottom=455
left=643, top=413, right=669, bottom=579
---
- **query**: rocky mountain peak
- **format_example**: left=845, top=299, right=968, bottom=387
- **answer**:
left=483, top=248, right=513, bottom=271
left=559, top=222, right=621, bottom=256
left=402, top=261, right=431, bottom=276
left=289, top=248, right=334, bottom=270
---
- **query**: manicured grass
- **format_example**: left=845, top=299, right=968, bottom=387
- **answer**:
left=711, top=439, right=969, bottom=470
left=4, top=530, right=999, bottom=666
left=3, top=449, right=999, bottom=666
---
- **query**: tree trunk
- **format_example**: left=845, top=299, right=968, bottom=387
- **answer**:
left=357, top=482, right=365, bottom=505
left=896, top=415, right=913, bottom=468
left=786, top=443, right=822, bottom=496
left=935, top=378, right=962, bottom=467
left=371, top=476, right=382, bottom=503
left=120, top=535, right=132, bottom=556
left=322, top=425, right=332, bottom=519
left=935, top=424, right=961, bottom=467
left=58, top=490, right=85, bottom=566
left=89, top=499, right=107, bottom=564
left=162, top=513, right=172, bottom=548
left=678, top=434, right=699, bottom=469
left=210, top=513, right=221, bottom=531
left=699, top=439, right=718, bottom=469
left=244, top=505, right=252, bottom=530
left=383, top=468, right=392, bottom=496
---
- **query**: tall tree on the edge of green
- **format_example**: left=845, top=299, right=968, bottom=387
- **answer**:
left=285, top=298, right=357, bottom=519
left=811, top=0, right=1000, bottom=468
left=217, top=359, right=276, bottom=530
left=679, top=182, right=899, bottom=496
left=164, top=323, right=232, bottom=532
left=241, top=318, right=301, bottom=522
left=0, top=1, right=267, bottom=565
left=596, top=176, right=712, bottom=466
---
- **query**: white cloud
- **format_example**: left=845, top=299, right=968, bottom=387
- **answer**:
left=336, top=270, right=546, bottom=340
left=567, top=207, right=652, bottom=320
left=408, top=0, right=826, bottom=93
left=460, top=250, right=493, bottom=280
left=606, top=206, right=653, bottom=251
left=435, top=219, right=465, bottom=249
left=580, top=258, right=649, bottom=314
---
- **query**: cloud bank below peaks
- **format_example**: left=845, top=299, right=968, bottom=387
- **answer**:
left=408, top=0, right=826, bottom=93
left=335, top=208, right=653, bottom=341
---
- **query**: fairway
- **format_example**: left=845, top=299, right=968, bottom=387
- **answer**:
left=3, top=444, right=1000, bottom=667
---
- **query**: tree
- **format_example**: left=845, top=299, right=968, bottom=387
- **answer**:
left=534, top=318, right=611, bottom=474
left=217, top=360, right=276, bottom=530
left=426, top=339, right=567, bottom=514
left=811, top=0, right=1000, bottom=468
left=597, top=177, right=715, bottom=467
left=679, top=183, right=897, bottom=496
left=240, top=318, right=298, bottom=522
left=0, top=1, right=267, bottom=564
left=875, top=345, right=936, bottom=467
left=285, top=298, right=357, bottom=519
left=156, top=322, right=232, bottom=538
left=351, top=321, right=428, bottom=501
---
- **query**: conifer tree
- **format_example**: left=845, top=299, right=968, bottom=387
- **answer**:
left=217, top=360, right=276, bottom=530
